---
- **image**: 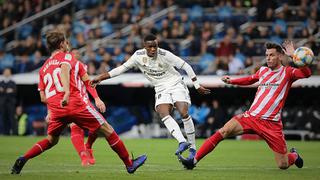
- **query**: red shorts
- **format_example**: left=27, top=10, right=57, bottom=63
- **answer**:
left=47, top=103, right=106, bottom=136
left=233, top=112, right=287, bottom=154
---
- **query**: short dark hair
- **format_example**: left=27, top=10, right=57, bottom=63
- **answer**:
left=265, top=42, right=284, bottom=54
left=46, top=31, right=65, bottom=52
left=143, top=34, right=157, bottom=42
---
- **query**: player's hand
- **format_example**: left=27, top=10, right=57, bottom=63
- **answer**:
left=61, top=92, right=70, bottom=107
left=95, top=98, right=106, bottom=113
left=45, top=113, right=50, bottom=123
left=282, top=40, right=295, bottom=57
left=197, top=86, right=211, bottom=95
left=221, top=76, right=231, bottom=84
left=90, top=78, right=101, bottom=88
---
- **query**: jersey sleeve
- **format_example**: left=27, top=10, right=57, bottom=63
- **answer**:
left=289, top=66, right=312, bottom=80
left=163, top=50, right=186, bottom=69
left=122, top=53, right=137, bottom=69
left=230, top=68, right=260, bottom=85
left=83, top=80, right=98, bottom=98
left=78, top=62, right=87, bottom=77
left=58, top=53, right=73, bottom=69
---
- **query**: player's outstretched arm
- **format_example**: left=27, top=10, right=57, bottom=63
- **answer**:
left=191, top=77, right=211, bottom=95
left=221, top=76, right=232, bottom=84
left=91, top=72, right=111, bottom=87
left=81, top=73, right=106, bottom=113
left=180, top=61, right=211, bottom=94
left=222, top=73, right=259, bottom=85
left=91, top=65, right=129, bottom=87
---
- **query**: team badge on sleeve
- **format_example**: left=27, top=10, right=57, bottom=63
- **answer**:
left=65, top=53, right=72, bottom=61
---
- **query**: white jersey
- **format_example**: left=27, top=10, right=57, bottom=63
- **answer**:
left=122, top=48, right=186, bottom=93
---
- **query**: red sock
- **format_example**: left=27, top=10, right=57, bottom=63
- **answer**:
left=195, top=131, right=224, bottom=162
left=288, top=152, right=298, bottom=166
left=106, top=131, right=132, bottom=167
left=24, top=139, right=52, bottom=160
left=70, top=125, right=85, bottom=156
left=85, top=132, right=98, bottom=149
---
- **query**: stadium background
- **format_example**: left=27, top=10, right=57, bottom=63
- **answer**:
left=0, top=0, right=319, bottom=140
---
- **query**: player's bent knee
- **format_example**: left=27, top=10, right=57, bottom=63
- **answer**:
left=99, top=123, right=114, bottom=136
left=219, top=128, right=230, bottom=138
left=47, top=135, right=59, bottom=146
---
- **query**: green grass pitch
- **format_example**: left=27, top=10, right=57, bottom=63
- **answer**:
left=0, top=136, right=320, bottom=180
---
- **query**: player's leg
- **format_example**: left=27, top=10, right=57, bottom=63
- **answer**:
left=11, top=134, right=59, bottom=174
left=273, top=150, right=303, bottom=169
left=156, top=103, right=189, bottom=154
left=74, top=105, right=146, bottom=173
left=196, top=117, right=243, bottom=162
left=70, top=123, right=90, bottom=166
left=98, top=121, right=147, bottom=173
left=85, top=131, right=98, bottom=165
left=175, top=101, right=196, bottom=157
left=179, top=117, right=244, bottom=169
left=260, top=121, right=303, bottom=169
left=11, top=115, right=66, bottom=174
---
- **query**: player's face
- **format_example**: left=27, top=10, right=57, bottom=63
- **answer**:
left=71, top=49, right=81, bottom=60
left=144, top=40, right=158, bottom=57
left=266, top=48, right=281, bottom=70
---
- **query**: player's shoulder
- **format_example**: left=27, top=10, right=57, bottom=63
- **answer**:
left=284, top=65, right=295, bottom=71
left=259, top=66, right=269, bottom=72
left=135, top=49, right=146, bottom=56
left=158, top=48, right=168, bottom=56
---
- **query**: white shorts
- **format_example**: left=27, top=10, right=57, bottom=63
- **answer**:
left=155, top=81, right=191, bottom=109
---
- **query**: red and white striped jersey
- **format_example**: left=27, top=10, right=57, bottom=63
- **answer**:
left=38, top=51, right=87, bottom=113
left=74, top=61, right=89, bottom=104
left=230, top=66, right=311, bottom=121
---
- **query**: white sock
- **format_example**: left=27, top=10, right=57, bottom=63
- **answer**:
left=162, top=115, right=186, bottom=143
left=182, top=115, right=196, bottom=149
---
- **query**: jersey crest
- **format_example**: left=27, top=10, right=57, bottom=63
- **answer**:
left=143, top=57, right=147, bottom=64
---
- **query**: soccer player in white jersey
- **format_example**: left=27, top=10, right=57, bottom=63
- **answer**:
left=91, top=34, right=210, bottom=157
left=179, top=41, right=311, bottom=170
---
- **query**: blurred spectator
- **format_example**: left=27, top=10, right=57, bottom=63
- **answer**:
left=215, top=56, right=229, bottom=76
left=0, top=68, right=17, bottom=135
left=87, top=61, right=97, bottom=75
left=228, top=54, right=244, bottom=75
left=0, top=48, right=15, bottom=73
left=215, top=35, right=234, bottom=57
left=199, top=100, right=225, bottom=138
left=14, top=54, right=33, bottom=73
left=15, top=105, right=28, bottom=136
left=189, top=101, right=210, bottom=125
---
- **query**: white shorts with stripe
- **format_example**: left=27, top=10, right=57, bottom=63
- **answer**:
left=154, top=81, right=191, bottom=109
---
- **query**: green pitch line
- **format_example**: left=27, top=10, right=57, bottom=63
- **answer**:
left=0, top=136, right=320, bottom=180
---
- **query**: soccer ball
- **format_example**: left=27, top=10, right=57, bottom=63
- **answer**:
left=292, top=47, right=314, bottom=67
